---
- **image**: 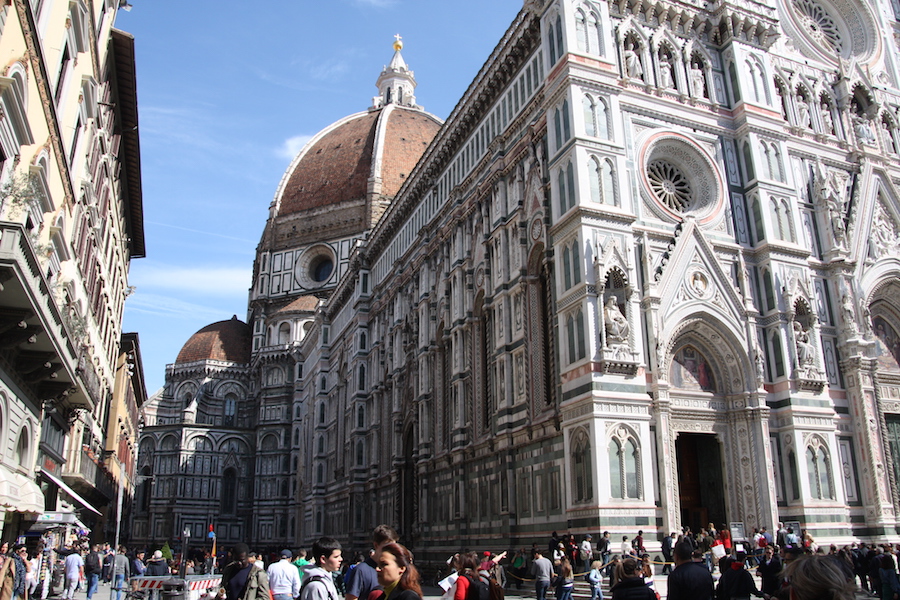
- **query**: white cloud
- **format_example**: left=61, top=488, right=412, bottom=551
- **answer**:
left=124, top=293, right=236, bottom=321
left=130, top=264, right=252, bottom=296
left=277, top=135, right=314, bottom=161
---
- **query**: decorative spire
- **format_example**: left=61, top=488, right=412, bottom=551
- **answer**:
left=372, top=35, right=420, bottom=110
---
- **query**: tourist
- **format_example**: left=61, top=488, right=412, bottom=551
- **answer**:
left=779, top=554, right=856, bottom=600
left=221, top=543, right=270, bottom=600
left=666, top=541, right=714, bottom=600
left=374, top=543, right=421, bottom=600
left=608, top=557, right=653, bottom=600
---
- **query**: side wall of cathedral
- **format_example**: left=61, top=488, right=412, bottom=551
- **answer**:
left=291, top=0, right=900, bottom=560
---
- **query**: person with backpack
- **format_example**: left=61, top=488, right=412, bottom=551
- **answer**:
left=221, top=543, right=270, bottom=600
left=84, top=545, right=102, bottom=600
left=299, top=538, right=342, bottom=600
left=631, top=532, right=645, bottom=556
left=372, top=543, right=422, bottom=600
left=112, top=546, right=131, bottom=600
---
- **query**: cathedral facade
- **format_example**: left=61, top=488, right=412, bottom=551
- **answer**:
left=136, top=0, right=900, bottom=559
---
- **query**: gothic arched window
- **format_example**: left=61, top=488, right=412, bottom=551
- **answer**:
left=806, top=440, right=834, bottom=499
left=220, top=467, right=237, bottom=514
left=609, top=434, right=640, bottom=499
left=572, top=429, right=593, bottom=502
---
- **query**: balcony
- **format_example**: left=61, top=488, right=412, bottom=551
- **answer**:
left=0, top=222, right=95, bottom=412
left=60, top=447, right=116, bottom=503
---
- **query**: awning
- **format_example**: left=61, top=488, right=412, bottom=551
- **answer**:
left=29, top=511, right=88, bottom=532
left=0, top=468, right=43, bottom=515
left=40, top=468, right=101, bottom=515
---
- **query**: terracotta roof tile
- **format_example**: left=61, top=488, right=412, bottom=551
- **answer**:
left=175, top=316, right=251, bottom=364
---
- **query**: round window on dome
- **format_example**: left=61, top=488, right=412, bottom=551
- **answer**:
left=310, top=256, right=334, bottom=283
left=295, top=245, right=337, bottom=289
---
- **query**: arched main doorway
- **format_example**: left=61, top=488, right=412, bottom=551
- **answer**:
left=676, top=433, right=726, bottom=532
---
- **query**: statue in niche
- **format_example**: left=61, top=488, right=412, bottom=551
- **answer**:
left=658, top=55, right=674, bottom=89
left=690, top=63, right=705, bottom=98
left=840, top=294, right=858, bottom=335
left=604, top=296, right=629, bottom=343
left=820, top=103, right=834, bottom=135
left=797, top=98, right=810, bottom=128
left=753, top=343, right=765, bottom=383
left=852, top=114, right=876, bottom=145
left=624, top=40, right=644, bottom=80
left=815, top=168, right=848, bottom=249
left=793, top=321, right=815, bottom=368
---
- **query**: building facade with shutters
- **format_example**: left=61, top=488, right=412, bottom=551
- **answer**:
left=0, top=0, right=145, bottom=542
left=141, top=0, right=900, bottom=557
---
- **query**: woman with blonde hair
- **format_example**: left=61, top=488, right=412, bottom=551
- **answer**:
left=781, top=554, right=857, bottom=600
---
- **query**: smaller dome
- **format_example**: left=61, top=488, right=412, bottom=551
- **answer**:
left=176, top=316, right=251, bottom=364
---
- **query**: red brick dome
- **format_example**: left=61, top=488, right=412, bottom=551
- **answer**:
left=175, top=316, right=251, bottom=364
left=274, top=105, right=441, bottom=216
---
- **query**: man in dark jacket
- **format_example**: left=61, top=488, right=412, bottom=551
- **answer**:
left=667, top=541, right=715, bottom=600
left=715, top=554, right=764, bottom=600
left=661, top=532, right=676, bottom=575
left=756, top=545, right=782, bottom=595
left=607, top=557, right=655, bottom=600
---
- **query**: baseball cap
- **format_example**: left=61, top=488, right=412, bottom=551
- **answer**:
left=281, top=549, right=293, bottom=559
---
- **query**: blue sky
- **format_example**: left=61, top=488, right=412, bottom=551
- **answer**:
left=118, top=1, right=521, bottom=393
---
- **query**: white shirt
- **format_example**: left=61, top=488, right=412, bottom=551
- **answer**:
left=267, top=558, right=302, bottom=597
left=621, top=541, right=631, bottom=555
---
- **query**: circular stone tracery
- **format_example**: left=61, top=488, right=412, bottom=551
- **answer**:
left=648, top=160, right=693, bottom=212
left=638, top=131, right=724, bottom=225
left=794, top=0, right=843, bottom=53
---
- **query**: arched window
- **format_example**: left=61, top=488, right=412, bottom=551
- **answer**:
left=771, top=329, right=786, bottom=378
left=15, top=428, right=28, bottom=467
left=360, top=331, right=367, bottom=350
left=357, top=365, right=366, bottom=391
left=563, top=246, right=572, bottom=290
left=357, top=405, right=365, bottom=429
left=601, top=159, right=615, bottom=205
left=609, top=435, right=641, bottom=499
left=138, top=466, right=152, bottom=512
left=741, top=142, right=755, bottom=182
left=356, top=440, right=365, bottom=466
left=548, top=19, right=558, bottom=65
left=318, top=402, right=325, bottom=424
left=567, top=315, right=576, bottom=364
left=278, top=323, right=291, bottom=344
left=586, top=8, right=602, bottom=56
left=292, top=428, right=299, bottom=446
left=575, top=9, right=587, bottom=53
left=572, top=429, right=592, bottom=502
left=557, top=169, right=568, bottom=215
left=763, top=269, right=775, bottom=312
left=316, top=463, right=324, bottom=484
left=806, top=442, right=834, bottom=499
left=571, top=241, right=580, bottom=285
left=589, top=158, right=601, bottom=204
left=583, top=95, right=595, bottom=137
left=566, top=161, right=576, bottom=209
left=554, top=108, right=563, bottom=151
left=555, top=14, right=564, bottom=61
left=220, top=467, right=237, bottom=514
left=280, top=480, right=288, bottom=497
left=562, top=99, right=571, bottom=141
left=224, top=393, right=237, bottom=426
left=316, top=435, right=324, bottom=455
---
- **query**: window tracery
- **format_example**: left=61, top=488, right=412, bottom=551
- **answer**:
left=609, top=427, right=640, bottom=499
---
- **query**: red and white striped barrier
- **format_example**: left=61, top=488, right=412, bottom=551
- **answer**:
left=130, top=577, right=169, bottom=590
left=187, top=577, right=221, bottom=591
left=129, top=576, right=222, bottom=591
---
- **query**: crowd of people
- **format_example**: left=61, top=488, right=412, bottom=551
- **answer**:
left=7, top=523, right=898, bottom=600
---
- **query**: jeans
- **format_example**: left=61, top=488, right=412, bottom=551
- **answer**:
left=64, top=577, right=79, bottom=600
left=87, top=573, right=100, bottom=600
left=590, top=584, right=604, bottom=600
left=113, top=573, right=126, bottom=600
left=557, top=585, right=573, bottom=600
left=601, top=552, right=611, bottom=576
left=274, top=595, right=294, bottom=600
left=535, top=580, right=550, bottom=600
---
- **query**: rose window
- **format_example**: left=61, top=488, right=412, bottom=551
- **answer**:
left=648, top=160, right=693, bottom=212
left=793, top=0, right=843, bottom=53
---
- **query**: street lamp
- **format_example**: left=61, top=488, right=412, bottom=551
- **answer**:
left=180, top=527, right=191, bottom=578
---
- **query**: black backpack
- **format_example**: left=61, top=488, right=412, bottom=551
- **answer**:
left=85, top=552, right=102, bottom=574
left=465, top=574, right=491, bottom=600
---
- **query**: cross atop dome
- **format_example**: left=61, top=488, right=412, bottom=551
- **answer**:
left=372, top=34, right=420, bottom=110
